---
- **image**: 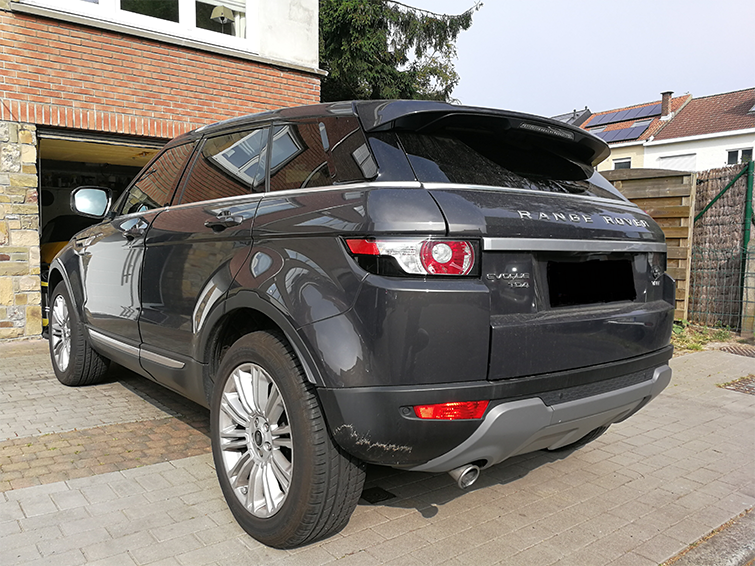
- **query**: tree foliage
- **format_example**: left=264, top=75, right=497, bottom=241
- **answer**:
left=319, top=1, right=481, bottom=102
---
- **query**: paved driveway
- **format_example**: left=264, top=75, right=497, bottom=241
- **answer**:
left=1, top=339, right=754, bottom=566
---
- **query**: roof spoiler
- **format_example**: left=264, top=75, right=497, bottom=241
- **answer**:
left=354, top=100, right=610, bottom=167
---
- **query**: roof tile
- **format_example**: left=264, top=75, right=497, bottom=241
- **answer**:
left=581, top=95, right=690, bottom=144
left=652, top=88, right=755, bottom=140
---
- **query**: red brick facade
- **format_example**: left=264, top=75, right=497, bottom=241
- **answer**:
left=0, top=11, right=321, bottom=137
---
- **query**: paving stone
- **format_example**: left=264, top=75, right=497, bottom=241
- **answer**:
left=81, top=531, right=155, bottom=562
left=1, top=341, right=753, bottom=566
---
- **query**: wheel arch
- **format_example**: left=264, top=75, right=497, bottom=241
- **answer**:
left=199, top=290, right=326, bottom=403
left=48, top=253, right=84, bottom=317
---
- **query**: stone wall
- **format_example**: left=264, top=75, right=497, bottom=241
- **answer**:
left=0, top=120, right=41, bottom=339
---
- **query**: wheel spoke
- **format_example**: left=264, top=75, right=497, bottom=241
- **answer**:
left=272, top=437, right=293, bottom=450
left=272, top=423, right=290, bottom=437
left=220, top=430, right=247, bottom=451
left=250, top=462, right=265, bottom=512
left=251, top=366, right=269, bottom=414
left=221, top=393, right=249, bottom=427
left=230, top=453, right=254, bottom=488
left=233, top=367, right=255, bottom=415
left=261, top=462, right=277, bottom=513
left=271, top=450, right=291, bottom=490
left=265, top=386, right=283, bottom=422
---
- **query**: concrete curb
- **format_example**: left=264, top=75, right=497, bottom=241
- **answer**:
left=664, top=509, right=755, bottom=566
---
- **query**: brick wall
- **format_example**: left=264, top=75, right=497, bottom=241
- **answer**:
left=0, top=9, right=321, bottom=136
left=0, top=6, right=320, bottom=339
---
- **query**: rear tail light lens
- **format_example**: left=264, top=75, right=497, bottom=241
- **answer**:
left=413, top=400, right=489, bottom=420
left=345, top=238, right=476, bottom=276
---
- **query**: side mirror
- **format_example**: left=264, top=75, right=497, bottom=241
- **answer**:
left=71, top=186, right=112, bottom=219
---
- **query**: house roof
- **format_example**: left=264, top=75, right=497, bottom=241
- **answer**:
left=581, top=95, right=690, bottom=144
left=551, top=107, right=592, bottom=127
left=651, top=88, right=755, bottom=141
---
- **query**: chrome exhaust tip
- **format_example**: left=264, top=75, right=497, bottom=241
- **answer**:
left=448, top=464, right=480, bottom=489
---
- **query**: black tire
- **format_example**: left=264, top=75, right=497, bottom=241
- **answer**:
left=548, top=425, right=610, bottom=452
left=48, top=282, right=109, bottom=386
left=210, top=331, right=366, bottom=549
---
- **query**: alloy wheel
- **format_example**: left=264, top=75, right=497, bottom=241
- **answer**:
left=218, top=362, right=293, bottom=518
left=50, top=294, right=71, bottom=372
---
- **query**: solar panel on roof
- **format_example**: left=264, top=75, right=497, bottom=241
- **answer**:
left=636, top=103, right=662, bottom=119
left=625, top=107, right=644, bottom=120
left=594, top=124, right=649, bottom=143
left=588, top=113, right=610, bottom=127
left=589, top=103, right=663, bottom=128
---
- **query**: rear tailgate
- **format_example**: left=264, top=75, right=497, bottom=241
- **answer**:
left=430, top=187, right=674, bottom=379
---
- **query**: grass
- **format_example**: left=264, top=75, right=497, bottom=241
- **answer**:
left=671, top=321, right=732, bottom=355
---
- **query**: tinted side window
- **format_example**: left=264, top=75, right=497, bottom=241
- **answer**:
left=322, top=117, right=377, bottom=182
left=179, top=127, right=269, bottom=204
left=120, top=143, right=195, bottom=215
left=268, top=118, right=377, bottom=192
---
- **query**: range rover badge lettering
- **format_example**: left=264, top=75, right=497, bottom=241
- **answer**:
left=517, top=210, right=649, bottom=228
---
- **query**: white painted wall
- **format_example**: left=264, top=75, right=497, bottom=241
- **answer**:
left=256, top=0, right=319, bottom=68
left=644, top=130, right=755, bottom=172
left=20, top=0, right=320, bottom=71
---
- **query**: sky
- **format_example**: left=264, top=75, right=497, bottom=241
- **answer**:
left=405, top=0, right=755, bottom=118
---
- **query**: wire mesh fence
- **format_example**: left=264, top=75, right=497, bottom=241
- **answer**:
left=688, top=163, right=755, bottom=333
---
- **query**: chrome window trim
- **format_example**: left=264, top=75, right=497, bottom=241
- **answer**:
left=482, top=238, right=666, bottom=253
left=263, top=181, right=423, bottom=198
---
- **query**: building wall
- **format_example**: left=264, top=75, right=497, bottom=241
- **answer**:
left=597, top=144, right=645, bottom=172
left=0, top=3, right=321, bottom=339
left=0, top=9, right=321, bottom=137
left=644, top=131, right=755, bottom=172
left=258, top=0, right=319, bottom=68
left=0, top=120, right=41, bottom=339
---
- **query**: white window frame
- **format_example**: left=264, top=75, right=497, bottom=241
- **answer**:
left=18, top=0, right=259, bottom=55
left=613, top=157, right=631, bottom=170
left=727, top=148, right=753, bottom=165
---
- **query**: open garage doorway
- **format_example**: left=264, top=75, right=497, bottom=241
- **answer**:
left=38, top=132, right=164, bottom=265
left=38, top=131, right=165, bottom=331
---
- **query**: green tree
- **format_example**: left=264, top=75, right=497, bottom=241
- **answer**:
left=319, top=0, right=481, bottom=102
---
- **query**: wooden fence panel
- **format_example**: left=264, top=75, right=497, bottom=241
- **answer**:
left=603, top=169, right=696, bottom=320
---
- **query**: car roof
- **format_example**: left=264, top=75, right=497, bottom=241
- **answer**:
left=169, top=100, right=610, bottom=166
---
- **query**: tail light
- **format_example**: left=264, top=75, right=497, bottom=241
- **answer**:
left=413, top=401, right=489, bottom=420
left=345, top=238, right=476, bottom=276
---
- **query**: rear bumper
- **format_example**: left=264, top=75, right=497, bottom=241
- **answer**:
left=411, top=364, right=671, bottom=472
left=317, top=346, right=672, bottom=470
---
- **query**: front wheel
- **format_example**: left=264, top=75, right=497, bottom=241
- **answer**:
left=49, top=282, right=109, bottom=386
left=210, top=331, right=365, bottom=548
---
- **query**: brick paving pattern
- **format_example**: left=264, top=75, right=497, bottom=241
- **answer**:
left=1, top=341, right=754, bottom=565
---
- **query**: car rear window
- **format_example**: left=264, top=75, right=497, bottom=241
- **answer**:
left=389, top=131, right=625, bottom=201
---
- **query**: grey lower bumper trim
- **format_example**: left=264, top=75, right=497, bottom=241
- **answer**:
left=410, top=364, right=672, bottom=473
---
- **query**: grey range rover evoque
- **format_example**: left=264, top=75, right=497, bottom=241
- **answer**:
left=47, top=100, right=675, bottom=548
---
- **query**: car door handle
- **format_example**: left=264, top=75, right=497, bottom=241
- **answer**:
left=123, top=221, right=148, bottom=241
left=204, top=212, right=243, bottom=232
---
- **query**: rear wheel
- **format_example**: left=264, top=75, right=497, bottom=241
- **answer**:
left=49, top=282, right=109, bottom=386
left=211, top=331, right=365, bottom=548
